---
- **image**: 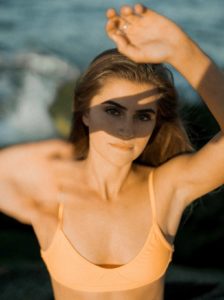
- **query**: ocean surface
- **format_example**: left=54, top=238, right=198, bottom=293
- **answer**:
left=0, top=0, right=224, bottom=145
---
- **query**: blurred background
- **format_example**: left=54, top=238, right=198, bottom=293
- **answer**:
left=0, top=0, right=224, bottom=299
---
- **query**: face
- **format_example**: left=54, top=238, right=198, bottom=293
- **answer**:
left=83, top=77, right=161, bottom=166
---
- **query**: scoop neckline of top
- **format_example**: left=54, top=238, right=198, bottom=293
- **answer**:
left=41, top=170, right=174, bottom=271
left=56, top=221, right=173, bottom=272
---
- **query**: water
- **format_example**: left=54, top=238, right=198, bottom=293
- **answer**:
left=0, top=0, right=224, bottom=145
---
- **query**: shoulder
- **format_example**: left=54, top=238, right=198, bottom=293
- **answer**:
left=132, top=162, right=154, bottom=178
left=134, top=157, right=190, bottom=236
left=133, top=155, right=190, bottom=196
left=31, top=201, right=61, bottom=250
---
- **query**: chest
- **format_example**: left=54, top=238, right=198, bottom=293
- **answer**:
left=39, top=174, right=174, bottom=296
left=34, top=168, right=178, bottom=266
left=61, top=184, right=153, bottom=265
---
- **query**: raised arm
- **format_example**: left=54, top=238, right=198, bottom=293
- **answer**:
left=105, top=4, right=224, bottom=207
left=0, top=140, right=74, bottom=224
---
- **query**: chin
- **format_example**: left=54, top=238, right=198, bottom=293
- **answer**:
left=106, top=150, right=142, bottom=168
left=90, top=138, right=145, bottom=166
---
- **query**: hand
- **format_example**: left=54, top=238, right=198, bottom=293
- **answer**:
left=106, top=4, right=190, bottom=65
left=0, top=139, right=75, bottom=222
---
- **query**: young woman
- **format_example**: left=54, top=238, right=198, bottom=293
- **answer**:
left=0, top=3, right=224, bottom=300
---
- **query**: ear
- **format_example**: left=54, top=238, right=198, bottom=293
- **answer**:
left=82, top=111, right=89, bottom=127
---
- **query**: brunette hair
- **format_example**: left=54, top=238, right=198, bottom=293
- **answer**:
left=69, top=48, right=193, bottom=166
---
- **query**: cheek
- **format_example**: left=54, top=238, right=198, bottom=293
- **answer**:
left=89, top=131, right=111, bottom=151
left=134, top=136, right=151, bottom=152
left=88, top=111, right=119, bottom=134
left=134, top=120, right=156, bottom=138
left=133, top=123, right=156, bottom=152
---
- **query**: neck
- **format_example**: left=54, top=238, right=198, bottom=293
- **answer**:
left=84, top=148, right=133, bottom=203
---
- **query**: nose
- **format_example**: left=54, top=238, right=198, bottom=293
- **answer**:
left=118, top=120, right=134, bottom=139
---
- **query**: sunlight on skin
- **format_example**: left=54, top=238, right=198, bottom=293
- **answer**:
left=105, top=3, right=211, bottom=89
left=0, top=3, right=224, bottom=300
left=105, top=3, right=224, bottom=133
left=83, top=78, right=158, bottom=169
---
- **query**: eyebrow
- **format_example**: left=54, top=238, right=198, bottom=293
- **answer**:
left=102, top=100, right=156, bottom=114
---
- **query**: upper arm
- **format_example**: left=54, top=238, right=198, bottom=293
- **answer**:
left=158, top=131, right=224, bottom=209
left=0, top=181, right=39, bottom=225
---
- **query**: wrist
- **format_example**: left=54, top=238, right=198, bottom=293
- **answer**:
left=168, top=34, right=211, bottom=88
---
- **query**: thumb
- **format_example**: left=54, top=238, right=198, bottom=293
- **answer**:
left=106, top=19, right=129, bottom=48
left=111, top=33, right=129, bottom=52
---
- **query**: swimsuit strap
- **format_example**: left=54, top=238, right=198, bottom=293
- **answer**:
left=58, top=192, right=64, bottom=229
left=148, top=169, right=157, bottom=223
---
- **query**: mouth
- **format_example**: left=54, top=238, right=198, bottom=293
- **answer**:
left=109, top=143, right=134, bottom=151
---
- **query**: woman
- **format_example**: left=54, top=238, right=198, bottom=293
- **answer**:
left=0, top=3, right=224, bottom=300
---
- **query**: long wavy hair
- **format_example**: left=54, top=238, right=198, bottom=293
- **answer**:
left=69, top=48, right=194, bottom=166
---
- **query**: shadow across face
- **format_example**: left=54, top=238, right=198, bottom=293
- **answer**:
left=82, top=87, right=162, bottom=140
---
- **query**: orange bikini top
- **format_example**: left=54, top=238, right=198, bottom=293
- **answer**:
left=40, top=170, right=174, bottom=292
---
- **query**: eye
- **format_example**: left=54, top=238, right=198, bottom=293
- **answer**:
left=136, top=113, right=153, bottom=122
left=104, top=107, right=122, bottom=117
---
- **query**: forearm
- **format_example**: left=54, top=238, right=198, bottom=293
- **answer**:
left=170, top=35, right=224, bottom=132
left=106, top=4, right=224, bottom=132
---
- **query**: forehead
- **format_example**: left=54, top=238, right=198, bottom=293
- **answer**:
left=90, top=77, right=161, bottom=109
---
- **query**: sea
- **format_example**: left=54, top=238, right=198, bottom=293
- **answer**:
left=0, top=0, right=224, bottom=145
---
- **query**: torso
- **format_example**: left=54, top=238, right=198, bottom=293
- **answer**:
left=32, top=161, right=183, bottom=300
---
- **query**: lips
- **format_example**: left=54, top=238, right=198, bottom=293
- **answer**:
left=110, top=143, right=134, bottom=151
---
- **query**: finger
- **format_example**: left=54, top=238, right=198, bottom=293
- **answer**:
left=106, top=17, right=120, bottom=33
left=106, top=8, right=118, bottom=19
left=106, top=21, right=129, bottom=49
left=120, top=4, right=140, bottom=24
left=120, top=5, right=134, bottom=16
left=106, top=18, right=123, bottom=38
left=106, top=15, right=131, bottom=34
left=134, top=3, right=147, bottom=15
